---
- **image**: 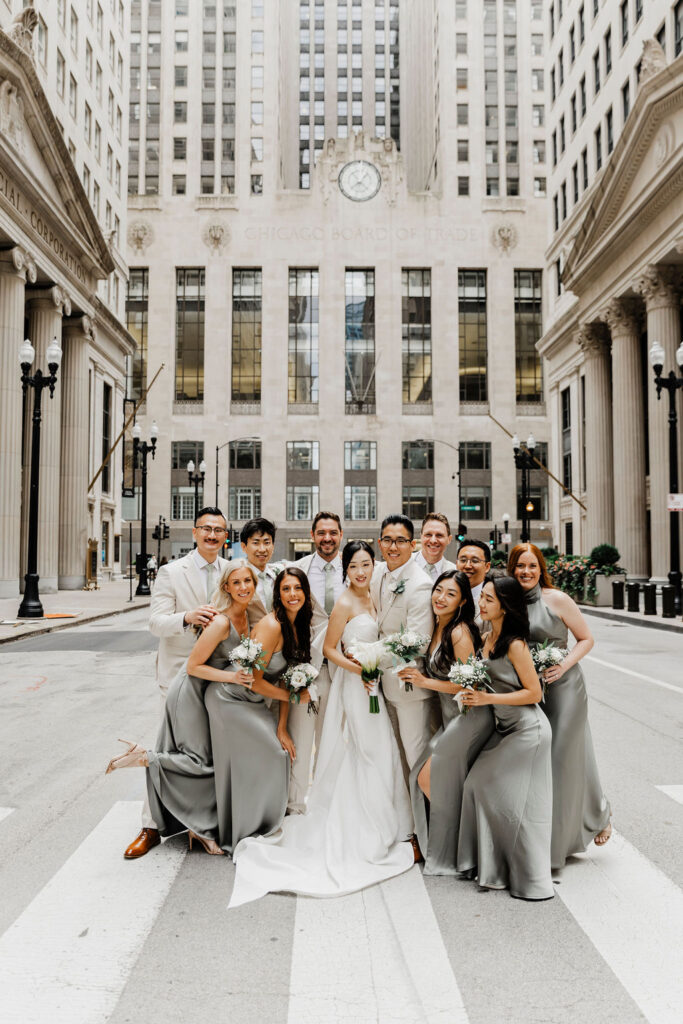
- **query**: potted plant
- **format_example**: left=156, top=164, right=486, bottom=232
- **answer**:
left=584, top=544, right=625, bottom=606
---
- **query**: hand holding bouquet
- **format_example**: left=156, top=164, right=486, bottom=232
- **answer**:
left=384, top=627, right=430, bottom=692
left=230, top=635, right=267, bottom=688
left=448, top=655, right=491, bottom=714
left=346, top=639, right=385, bottom=714
left=283, top=662, right=320, bottom=714
left=530, top=639, right=568, bottom=697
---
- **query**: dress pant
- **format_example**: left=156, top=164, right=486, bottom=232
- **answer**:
left=383, top=693, right=434, bottom=778
left=285, top=662, right=332, bottom=813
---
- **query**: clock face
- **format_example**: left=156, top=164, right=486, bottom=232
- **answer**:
left=338, top=160, right=382, bottom=202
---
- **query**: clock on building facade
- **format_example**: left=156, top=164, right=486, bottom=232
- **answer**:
left=337, top=160, right=382, bottom=201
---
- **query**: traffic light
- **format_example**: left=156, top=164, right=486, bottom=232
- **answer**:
left=488, top=529, right=495, bottom=549
left=457, top=522, right=466, bottom=542
left=151, top=525, right=160, bottom=541
left=162, top=522, right=170, bottom=539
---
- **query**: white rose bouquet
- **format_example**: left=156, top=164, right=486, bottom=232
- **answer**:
left=283, top=662, right=319, bottom=714
left=230, top=635, right=267, bottom=688
left=448, top=655, right=491, bottom=714
left=346, top=638, right=385, bottom=714
left=530, top=639, right=568, bottom=697
left=384, top=627, right=430, bottom=692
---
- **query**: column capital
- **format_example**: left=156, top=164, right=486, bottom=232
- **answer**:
left=63, top=314, right=95, bottom=343
left=26, top=285, right=72, bottom=317
left=0, top=246, right=37, bottom=283
left=576, top=322, right=609, bottom=358
left=601, top=297, right=642, bottom=337
left=632, top=264, right=681, bottom=310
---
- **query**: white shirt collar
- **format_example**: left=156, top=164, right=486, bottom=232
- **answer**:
left=193, top=549, right=217, bottom=571
left=388, top=560, right=410, bottom=580
left=416, top=551, right=443, bottom=575
left=312, top=551, right=342, bottom=573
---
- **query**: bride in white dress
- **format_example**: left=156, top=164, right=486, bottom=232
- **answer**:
left=229, top=540, right=414, bottom=907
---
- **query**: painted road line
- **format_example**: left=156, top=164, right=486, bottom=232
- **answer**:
left=585, top=655, right=683, bottom=695
left=0, top=801, right=185, bottom=1024
left=0, top=808, right=15, bottom=825
left=656, top=785, right=683, bottom=806
left=556, top=829, right=683, bottom=1024
left=288, top=866, right=469, bottom=1024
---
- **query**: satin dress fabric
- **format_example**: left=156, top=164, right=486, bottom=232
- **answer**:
left=526, top=584, right=610, bottom=868
left=457, top=654, right=554, bottom=900
left=410, top=647, right=495, bottom=875
left=229, top=613, right=414, bottom=907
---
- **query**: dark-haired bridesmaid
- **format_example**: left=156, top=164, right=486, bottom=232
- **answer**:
left=509, top=543, right=611, bottom=868
left=398, top=571, right=495, bottom=874
left=457, top=576, right=554, bottom=901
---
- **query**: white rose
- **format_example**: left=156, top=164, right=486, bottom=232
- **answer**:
left=289, top=669, right=307, bottom=689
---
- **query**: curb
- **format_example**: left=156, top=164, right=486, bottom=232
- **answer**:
left=582, top=606, right=683, bottom=634
left=0, top=599, right=151, bottom=646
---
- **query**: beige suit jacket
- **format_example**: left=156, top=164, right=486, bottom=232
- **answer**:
left=371, top=559, right=434, bottom=704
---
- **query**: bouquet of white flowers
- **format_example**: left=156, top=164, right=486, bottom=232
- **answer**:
left=282, top=662, right=320, bottom=714
left=530, top=639, right=568, bottom=697
left=384, top=627, right=430, bottom=692
left=346, top=638, right=386, bottom=714
left=448, top=655, right=491, bottom=714
left=230, top=635, right=267, bottom=686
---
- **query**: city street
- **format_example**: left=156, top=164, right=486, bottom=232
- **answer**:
left=0, top=609, right=681, bottom=1024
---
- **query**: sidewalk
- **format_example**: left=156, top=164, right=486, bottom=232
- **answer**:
left=583, top=603, right=683, bottom=634
left=0, top=579, right=150, bottom=645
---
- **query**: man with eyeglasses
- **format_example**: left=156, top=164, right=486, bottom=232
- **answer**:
left=455, top=537, right=491, bottom=613
left=123, top=506, right=232, bottom=861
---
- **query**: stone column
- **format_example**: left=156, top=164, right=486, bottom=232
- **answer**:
left=23, top=286, right=72, bottom=593
left=59, top=316, right=93, bottom=589
left=602, top=298, right=648, bottom=578
left=0, top=249, right=36, bottom=598
left=634, top=266, right=682, bottom=581
left=577, top=324, right=614, bottom=552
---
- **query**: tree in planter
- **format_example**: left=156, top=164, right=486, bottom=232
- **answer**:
left=585, top=544, right=623, bottom=603
left=550, top=545, right=623, bottom=602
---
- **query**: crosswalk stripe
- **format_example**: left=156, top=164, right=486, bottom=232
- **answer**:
left=287, top=866, right=469, bottom=1024
left=555, top=829, right=683, bottom=1024
left=0, top=801, right=185, bottom=1024
left=656, top=785, right=683, bottom=806
left=0, top=808, right=15, bottom=824
left=585, top=655, right=683, bottom=695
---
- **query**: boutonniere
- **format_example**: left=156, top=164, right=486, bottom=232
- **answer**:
left=389, top=578, right=407, bottom=595
left=265, top=561, right=287, bottom=580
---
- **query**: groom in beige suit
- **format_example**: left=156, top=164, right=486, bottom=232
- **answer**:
left=371, top=514, right=434, bottom=772
left=123, top=506, right=231, bottom=859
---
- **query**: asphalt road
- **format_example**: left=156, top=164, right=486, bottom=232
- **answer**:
left=0, top=607, right=681, bottom=1024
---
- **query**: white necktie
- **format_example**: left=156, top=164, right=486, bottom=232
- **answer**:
left=429, top=563, right=438, bottom=580
left=206, top=563, right=216, bottom=602
left=259, top=571, right=273, bottom=611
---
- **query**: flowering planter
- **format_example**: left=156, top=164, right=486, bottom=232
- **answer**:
left=582, top=571, right=626, bottom=607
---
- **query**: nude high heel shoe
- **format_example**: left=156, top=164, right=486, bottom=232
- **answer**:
left=188, top=831, right=224, bottom=856
left=105, top=739, right=148, bottom=774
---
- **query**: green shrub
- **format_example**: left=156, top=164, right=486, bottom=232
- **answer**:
left=491, top=548, right=507, bottom=568
left=589, top=543, right=620, bottom=567
left=549, top=549, right=623, bottom=602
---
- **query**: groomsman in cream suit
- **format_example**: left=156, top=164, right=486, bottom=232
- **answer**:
left=123, top=506, right=231, bottom=860
left=371, top=514, right=434, bottom=771
left=240, top=517, right=280, bottom=610
left=455, top=537, right=491, bottom=628
left=286, top=511, right=344, bottom=812
left=414, top=513, right=457, bottom=582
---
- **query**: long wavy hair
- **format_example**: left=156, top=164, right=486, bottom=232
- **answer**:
left=507, top=543, right=554, bottom=589
left=272, top=567, right=313, bottom=663
left=431, top=570, right=482, bottom=675
left=484, top=574, right=530, bottom=659
left=210, top=559, right=259, bottom=615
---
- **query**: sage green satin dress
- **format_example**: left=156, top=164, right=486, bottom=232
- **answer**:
left=527, top=585, right=610, bottom=868
left=410, top=647, right=495, bottom=875
left=457, top=654, right=554, bottom=900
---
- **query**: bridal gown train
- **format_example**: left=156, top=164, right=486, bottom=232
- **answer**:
left=229, top=613, right=414, bottom=907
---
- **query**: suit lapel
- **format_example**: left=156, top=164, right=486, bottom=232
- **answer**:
left=185, top=554, right=208, bottom=606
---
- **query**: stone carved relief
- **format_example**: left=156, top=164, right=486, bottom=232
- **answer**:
left=0, top=79, right=26, bottom=152
left=50, top=285, right=72, bottom=317
left=491, top=223, right=518, bottom=254
left=632, top=264, right=681, bottom=307
left=576, top=322, right=609, bottom=357
left=653, top=122, right=675, bottom=168
left=10, top=246, right=37, bottom=283
left=639, top=39, right=667, bottom=87
left=127, top=220, right=154, bottom=254
left=601, top=297, right=641, bottom=336
left=202, top=222, right=230, bottom=253
left=65, top=315, right=96, bottom=343
left=6, top=1, right=38, bottom=60
left=317, top=132, right=404, bottom=206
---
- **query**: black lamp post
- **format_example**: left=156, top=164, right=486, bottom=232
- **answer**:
left=132, top=419, right=158, bottom=596
left=502, top=511, right=511, bottom=558
left=187, top=458, right=206, bottom=523
left=17, top=336, right=62, bottom=618
left=649, top=339, right=683, bottom=614
left=512, top=433, right=537, bottom=544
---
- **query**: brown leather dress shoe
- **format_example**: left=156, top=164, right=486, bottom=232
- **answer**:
left=124, top=828, right=161, bottom=859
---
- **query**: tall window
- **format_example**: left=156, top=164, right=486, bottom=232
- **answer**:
left=286, top=485, right=319, bottom=520
left=125, top=268, right=148, bottom=400
left=345, top=269, right=375, bottom=414
left=229, top=487, right=261, bottom=520
left=344, top=485, right=377, bottom=520
left=402, top=486, right=434, bottom=520
left=514, top=270, right=543, bottom=403
left=458, top=270, right=487, bottom=402
left=102, top=382, right=112, bottom=493
left=288, top=269, right=319, bottom=404
left=175, top=268, right=205, bottom=401
left=287, top=440, right=319, bottom=470
left=344, top=441, right=377, bottom=470
left=232, top=270, right=262, bottom=402
left=402, top=269, right=432, bottom=405
left=561, top=387, right=572, bottom=491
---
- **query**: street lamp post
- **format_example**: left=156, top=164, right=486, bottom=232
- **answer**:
left=649, top=340, right=683, bottom=614
left=512, top=433, right=537, bottom=544
left=187, top=459, right=206, bottom=523
left=132, top=420, right=158, bottom=596
left=502, top=511, right=510, bottom=558
left=215, top=436, right=259, bottom=507
left=17, top=336, right=62, bottom=618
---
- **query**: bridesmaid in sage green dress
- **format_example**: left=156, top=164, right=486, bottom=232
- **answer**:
left=457, top=576, right=554, bottom=901
left=509, top=543, right=611, bottom=868
left=399, top=570, right=494, bottom=874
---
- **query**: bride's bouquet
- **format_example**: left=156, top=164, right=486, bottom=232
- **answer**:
left=384, top=627, right=430, bottom=692
left=346, top=639, right=385, bottom=714
left=230, top=635, right=267, bottom=688
left=530, top=639, right=568, bottom=697
left=448, top=655, right=491, bottom=714
left=283, top=662, right=320, bottom=714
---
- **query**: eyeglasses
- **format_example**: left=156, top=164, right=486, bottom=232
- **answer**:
left=457, top=556, right=485, bottom=566
left=379, top=537, right=411, bottom=547
left=197, top=526, right=227, bottom=536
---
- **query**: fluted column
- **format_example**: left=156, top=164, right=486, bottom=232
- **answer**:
left=23, top=286, right=72, bottom=593
left=634, top=266, right=682, bottom=580
left=577, top=324, right=614, bottom=552
left=0, top=249, right=36, bottom=598
left=602, top=298, right=648, bottom=578
left=59, top=316, right=93, bottom=589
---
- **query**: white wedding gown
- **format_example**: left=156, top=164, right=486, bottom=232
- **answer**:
left=229, top=613, right=414, bottom=906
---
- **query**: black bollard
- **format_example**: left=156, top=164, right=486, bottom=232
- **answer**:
left=626, top=581, right=640, bottom=613
left=612, top=578, right=625, bottom=610
left=642, top=583, right=657, bottom=615
left=661, top=585, right=676, bottom=618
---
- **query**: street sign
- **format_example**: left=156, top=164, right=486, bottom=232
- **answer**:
left=501, top=532, right=512, bottom=544
left=461, top=505, right=481, bottom=511
left=667, top=493, right=683, bottom=511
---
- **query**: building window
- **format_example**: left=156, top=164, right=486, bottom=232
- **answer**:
left=532, top=104, right=545, bottom=127
left=458, top=176, right=470, bottom=196
left=229, top=440, right=261, bottom=469
left=402, top=486, right=434, bottom=521
left=514, top=270, right=543, bottom=404
left=345, top=269, right=375, bottom=414
left=456, top=32, right=467, bottom=55
left=344, top=441, right=377, bottom=471
left=175, top=65, right=188, bottom=87
left=561, top=386, right=572, bottom=491
left=174, top=102, right=187, bottom=123
left=288, top=269, right=319, bottom=405
left=460, top=485, right=490, bottom=520
left=171, top=487, right=199, bottom=520
left=606, top=106, right=614, bottom=154
left=457, top=104, right=468, bottom=126
left=593, top=49, right=600, bottom=95
left=287, top=485, right=320, bottom=521
left=125, top=269, right=148, bottom=400
left=344, top=485, right=377, bottom=520
left=402, top=269, right=431, bottom=405
left=676, top=1, right=683, bottom=57
left=101, top=382, right=112, bottom=493
left=287, top=440, right=319, bottom=471
left=229, top=487, right=262, bottom=520
left=461, top=441, right=491, bottom=470
left=402, top=441, right=433, bottom=471
left=620, top=1, right=628, bottom=46
left=174, top=137, right=187, bottom=160
left=595, top=124, right=602, bottom=170
left=622, top=79, right=630, bottom=122
left=581, top=146, right=588, bottom=188
left=458, top=270, right=487, bottom=403
left=604, top=27, right=612, bottom=75
left=458, top=140, right=469, bottom=162
left=175, top=268, right=205, bottom=402
left=69, top=75, right=77, bottom=118
left=171, top=441, right=204, bottom=470
left=232, top=269, right=262, bottom=403
left=534, top=177, right=546, bottom=196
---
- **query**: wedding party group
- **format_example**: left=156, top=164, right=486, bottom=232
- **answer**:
left=105, top=506, right=612, bottom=905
